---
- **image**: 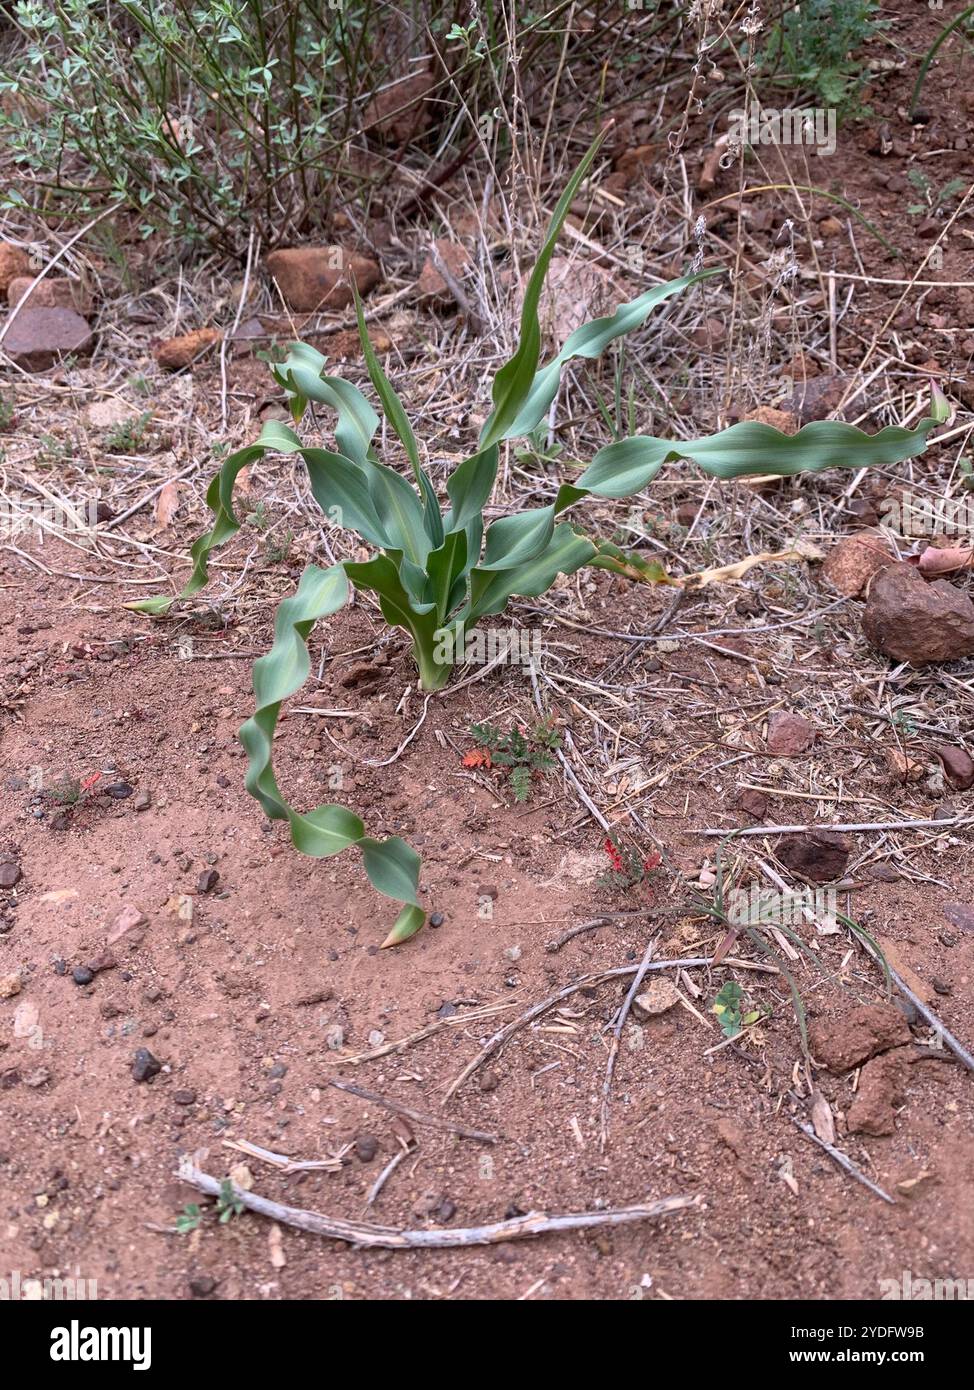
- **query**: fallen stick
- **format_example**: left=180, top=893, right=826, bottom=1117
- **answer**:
left=328, top=1079, right=498, bottom=1144
left=792, top=1119, right=895, bottom=1205
left=178, top=1162, right=699, bottom=1249
left=599, top=938, right=658, bottom=1151
left=698, top=815, right=974, bottom=837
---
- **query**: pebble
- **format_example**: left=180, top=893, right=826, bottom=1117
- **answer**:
left=105, top=782, right=134, bottom=799
left=429, top=911, right=445, bottom=928
left=72, top=966, right=94, bottom=986
left=196, top=868, right=220, bottom=894
left=174, top=1089, right=197, bottom=1105
left=0, top=973, right=23, bottom=998
left=188, top=1275, right=217, bottom=1298
left=133, top=791, right=152, bottom=812
left=0, top=861, right=22, bottom=889
left=132, top=1048, right=162, bottom=1082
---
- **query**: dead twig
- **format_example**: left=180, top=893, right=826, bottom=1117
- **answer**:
left=599, top=937, right=658, bottom=1150
left=178, top=1161, right=700, bottom=1248
left=791, top=1119, right=895, bottom=1205
left=328, top=1079, right=498, bottom=1143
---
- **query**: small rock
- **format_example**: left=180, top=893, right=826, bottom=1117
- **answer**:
left=0, top=242, right=30, bottom=295
left=632, top=978, right=680, bottom=1019
left=766, top=711, right=816, bottom=756
left=0, top=973, right=23, bottom=999
left=363, top=67, right=435, bottom=141
left=133, top=791, right=152, bottom=812
left=106, top=900, right=147, bottom=945
left=931, top=744, right=974, bottom=791
left=86, top=953, right=117, bottom=976
left=2, top=307, right=93, bottom=371
left=736, top=788, right=769, bottom=820
left=429, top=911, right=445, bottom=928
left=104, top=782, right=134, bottom=799
left=188, top=1275, right=217, bottom=1298
left=943, top=903, right=974, bottom=934
left=821, top=530, right=895, bottom=598
left=173, top=1089, right=197, bottom=1106
left=71, top=966, right=94, bottom=986
left=265, top=247, right=380, bottom=312
left=196, top=868, right=220, bottom=894
left=131, top=1048, right=162, bottom=1082
left=809, top=1003, right=912, bottom=1073
left=743, top=405, right=798, bottom=434
left=354, top=1133, right=379, bottom=1162
left=416, top=238, right=473, bottom=299
left=846, top=1048, right=909, bottom=1136
left=932, top=977, right=952, bottom=996
left=777, top=829, right=850, bottom=883
left=7, top=275, right=90, bottom=314
left=862, top=563, right=974, bottom=666
left=479, top=1071, right=500, bottom=1092
left=0, top=861, right=22, bottom=889
left=155, top=327, right=222, bottom=371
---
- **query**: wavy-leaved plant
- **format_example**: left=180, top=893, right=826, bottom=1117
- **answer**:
left=128, top=133, right=948, bottom=944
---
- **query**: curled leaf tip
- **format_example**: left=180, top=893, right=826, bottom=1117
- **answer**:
left=380, top=904, right=426, bottom=949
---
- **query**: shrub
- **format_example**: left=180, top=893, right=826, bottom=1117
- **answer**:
left=128, top=132, right=949, bottom=943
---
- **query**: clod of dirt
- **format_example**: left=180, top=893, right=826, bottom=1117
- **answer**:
left=0, top=860, right=22, bottom=888
left=632, top=978, right=680, bottom=1019
left=155, top=328, right=222, bottom=371
left=932, top=744, right=974, bottom=790
left=0, top=972, right=22, bottom=999
left=7, top=275, right=90, bottom=314
left=846, top=1048, right=910, bottom=1136
left=743, top=405, right=798, bottom=434
left=776, top=829, right=850, bottom=883
left=821, top=530, right=896, bottom=598
left=808, top=1003, right=912, bottom=1073
left=766, top=711, right=816, bottom=756
left=131, top=1048, right=162, bottom=1082
left=862, top=563, right=974, bottom=666
left=265, top=247, right=380, bottom=312
left=363, top=66, right=436, bottom=141
left=354, top=1134, right=379, bottom=1163
left=736, top=788, right=769, bottom=820
left=0, top=242, right=30, bottom=295
left=2, top=307, right=94, bottom=371
left=416, top=237, right=472, bottom=300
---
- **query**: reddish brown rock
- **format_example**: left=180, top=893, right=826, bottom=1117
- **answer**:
left=932, top=743, right=974, bottom=790
left=0, top=242, right=30, bottom=296
left=809, top=1003, right=912, bottom=1073
left=155, top=327, right=222, bottom=370
left=736, top=788, right=769, bottom=819
left=777, top=828, right=850, bottom=883
left=265, top=247, right=380, bottom=313
left=862, top=562, right=974, bottom=666
left=846, top=1048, right=910, bottom=1136
left=785, top=374, right=848, bottom=423
left=363, top=67, right=436, bottom=142
left=743, top=405, right=798, bottom=434
left=767, top=711, right=816, bottom=756
left=821, top=530, right=896, bottom=597
left=416, top=238, right=473, bottom=300
left=7, top=275, right=90, bottom=314
left=2, top=307, right=93, bottom=371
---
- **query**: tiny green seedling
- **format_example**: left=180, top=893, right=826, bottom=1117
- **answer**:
left=467, top=719, right=561, bottom=802
left=176, top=1203, right=202, bottom=1234
left=712, top=980, right=763, bottom=1038
left=216, top=1178, right=245, bottom=1224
